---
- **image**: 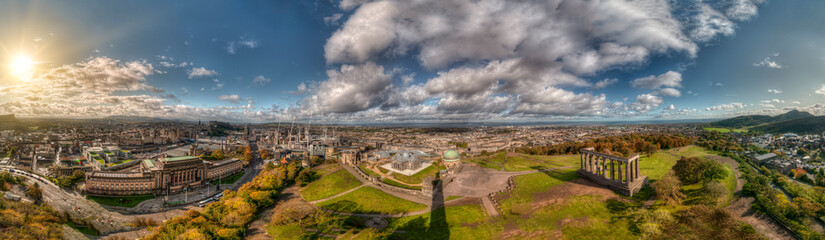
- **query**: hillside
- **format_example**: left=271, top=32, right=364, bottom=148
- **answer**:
left=0, top=114, right=24, bottom=130
left=712, top=110, right=814, bottom=129
left=750, top=116, right=825, bottom=134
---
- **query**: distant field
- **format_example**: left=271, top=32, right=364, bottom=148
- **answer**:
left=300, top=169, right=362, bottom=201
left=667, top=145, right=711, bottom=159
left=704, top=127, right=747, bottom=133
left=387, top=204, right=496, bottom=239
left=318, top=186, right=427, bottom=214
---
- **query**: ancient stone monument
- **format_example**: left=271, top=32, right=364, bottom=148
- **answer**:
left=577, top=147, right=648, bottom=197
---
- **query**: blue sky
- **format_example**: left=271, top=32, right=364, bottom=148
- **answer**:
left=0, top=0, right=824, bottom=123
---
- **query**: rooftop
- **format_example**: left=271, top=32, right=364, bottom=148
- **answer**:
left=165, top=155, right=199, bottom=162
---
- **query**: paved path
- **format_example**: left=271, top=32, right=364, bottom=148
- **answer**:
left=309, top=184, right=366, bottom=204
left=341, top=164, right=432, bottom=205
left=480, top=197, right=499, bottom=217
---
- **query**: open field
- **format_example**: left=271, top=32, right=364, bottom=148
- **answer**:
left=358, top=164, right=381, bottom=178
left=639, top=152, right=680, bottom=181
left=667, top=145, right=711, bottom=159
left=497, top=169, right=579, bottom=212
left=300, top=169, right=362, bottom=201
left=387, top=204, right=497, bottom=239
left=318, top=186, right=427, bottom=214
left=704, top=127, right=747, bottom=133
left=382, top=177, right=422, bottom=190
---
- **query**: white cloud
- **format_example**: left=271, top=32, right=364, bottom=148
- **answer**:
left=657, top=88, right=682, bottom=97
left=188, top=67, right=218, bottom=79
left=815, top=84, right=825, bottom=95
left=324, top=13, right=344, bottom=25
left=768, top=89, right=782, bottom=94
left=705, top=102, right=745, bottom=111
left=252, top=75, right=271, bottom=86
left=630, top=71, right=683, bottom=89
left=753, top=56, right=784, bottom=69
left=761, top=99, right=784, bottom=104
left=218, top=95, right=241, bottom=104
left=666, top=104, right=676, bottom=110
left=631, top=94, right=663, bottom=113
left=592, top=78, right=619, bottom=89
left=226, top=38, right=259, bottom=54
left=690, top=4, right=735, bottom=42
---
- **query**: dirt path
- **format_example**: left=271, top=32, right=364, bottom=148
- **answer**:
left=704, top=155, right=794, bottom=240
left=481, top=197, right=499, bottom=217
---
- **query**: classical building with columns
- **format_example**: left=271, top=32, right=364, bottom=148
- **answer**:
left=577, top=147, right=648, bottom=197
left=84, top=156, right=243, bottom=196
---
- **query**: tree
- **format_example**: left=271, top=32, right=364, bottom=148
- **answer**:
left=26, top=183, right=42, bottom=202
left=700, top=160, right=728, bottom=183
left=260, top=149, right=272, bottom=160
left=243, top=146, right=253, bottom=163
left=673, top=157, right=704, bottom=184
left=210, top=149, right=225, bottom=160
left=653, top=172, right=686, bottom=205
left=701, top=181, right=728, bottom=206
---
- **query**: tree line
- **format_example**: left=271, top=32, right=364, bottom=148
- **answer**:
left=517, top=134, right=693, bottom=157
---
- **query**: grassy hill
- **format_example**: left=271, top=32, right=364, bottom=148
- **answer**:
left=0, top=114, right=25, bottom=131
left=712, top=110, right=825, bottom=134
left=712, top=110, right=813, bottom=129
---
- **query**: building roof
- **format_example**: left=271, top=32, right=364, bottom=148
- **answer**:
left=443, top=150, right=460, bottom=161
left=754, top=153, right=777, bottom=161
left=143, top=159, right=156, bottom=168
left=165, top=155, right=199, bottom=162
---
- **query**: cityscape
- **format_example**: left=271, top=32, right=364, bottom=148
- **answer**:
left=2, top=0, right=825, bottom=240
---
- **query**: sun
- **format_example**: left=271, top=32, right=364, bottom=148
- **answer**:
left=9, top=55, right=35, bottom=77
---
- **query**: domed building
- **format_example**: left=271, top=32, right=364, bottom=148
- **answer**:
left=442, top=150, right=461, bottom=168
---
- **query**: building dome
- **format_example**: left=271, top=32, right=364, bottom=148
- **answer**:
left=442, top=150, right=460, bottom=162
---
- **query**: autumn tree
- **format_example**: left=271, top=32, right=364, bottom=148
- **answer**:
left=26, top=183, right=42, bottom=202
left=260, top=149, right=272, bottom=160
left=243, top=146, right=253, bottom=163
left=652, top=172, right=686, bottom=205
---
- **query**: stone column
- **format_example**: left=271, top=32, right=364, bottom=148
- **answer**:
left=609, top=159, right=614, bottom=181
left=626, top=161, right=631, bottom=184
left=580, top=153, right=585, bottom=170
left=617, top=162, right=623, bottom=183
left=635, top=158, right=640, bottom=180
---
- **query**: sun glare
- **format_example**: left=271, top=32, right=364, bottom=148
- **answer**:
left=9, top=55, right=35, bottom=77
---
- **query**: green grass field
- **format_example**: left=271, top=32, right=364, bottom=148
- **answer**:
left=382, top=177, right=422, bottom=190
left=387, top=204, right=498, bottom=240
left=300, top=169, right=362, bottom=201
left=498, top=169, right=579, bottom=214
left=318, top=186, right=427, bottom=214
left=265, top=223, right=304, bottom=240
left=391, top=164, right=440, bottom=184
left=312, top=163, right=341, bottom=176
left=667, top=145, right=711, bottom=159
left=86, top=194, right=154, bottom=207
left=704, top=127, right=747, bottom=133
left=515, top=195, right=637, bottom=239
left=639, top=152, right=680, bottom=182
left=503, top=154, right=580, bottom=171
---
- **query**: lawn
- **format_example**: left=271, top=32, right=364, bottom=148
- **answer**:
left=300, top=169, right=362, bottom=201
left=497, top=169, right=579, bottom=214
left=516, top=195, right=637, bottom=239
left=387, top=204, right=498, bottom=240
left=667, top=145, right=711, bottom=159
left=391, top=164, right=441, bottom=184
left=503, top=154, right=579, bottom=171
left=317, top=186, right=427, bottom=214
left=86, top=194, right=154, bottom=207
left=358, top=164, right=381, bottom=178
left=312, top=163, right=341, bottom=177
left=639, top=152, right=680, bottom=182
left=210, top=171, right=244, bottom=185
left=464, top=152, right=506, bottom=170
left=265, top=223, right=304, bottom=240
left=520, top=154, right=581, bottom=168
left=382, top=178, right=422, bottom=190
left=66, top=222, right=99, bottom=236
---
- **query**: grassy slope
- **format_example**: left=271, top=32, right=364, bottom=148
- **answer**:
left=300, top=169, right=362, bottom=201
left=391, top=164, right=441, bottom=184
left=318, top=186, right=427, bottom=214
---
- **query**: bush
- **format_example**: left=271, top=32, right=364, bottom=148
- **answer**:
left=673, top=157, right=727, bottom=184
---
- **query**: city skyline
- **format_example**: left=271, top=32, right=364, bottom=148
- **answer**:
left=2, top=0, right=825, bottom=123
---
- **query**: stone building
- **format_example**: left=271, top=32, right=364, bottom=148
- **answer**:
left=390, top=151, right=424, bottom=171
left=442, top=150, right=461, bottom=169
left=577, top=148, right=648, bottom=197
left=84, top=155, right=243, bottom=196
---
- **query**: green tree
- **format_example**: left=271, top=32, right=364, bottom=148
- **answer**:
left=652, top=172, right=686, bottom=205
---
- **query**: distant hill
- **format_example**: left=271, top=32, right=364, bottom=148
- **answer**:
left=712, top=110, right=814, bottom=129
left=0, top=114, right=24, bottom=130
left=750, top=116, right=825, bottom=135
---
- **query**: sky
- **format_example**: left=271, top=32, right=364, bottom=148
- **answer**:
left=1, top=0, right=825, bottom=123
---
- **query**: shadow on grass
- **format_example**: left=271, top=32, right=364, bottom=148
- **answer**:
left=390, top=180, right=450, bottom=240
